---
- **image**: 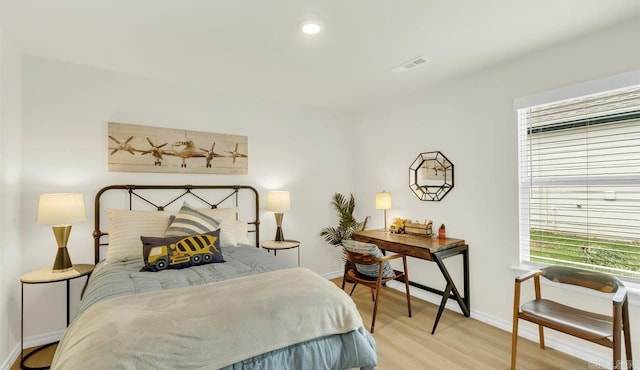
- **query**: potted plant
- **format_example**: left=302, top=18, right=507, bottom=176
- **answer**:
left=320, top=193, right=369, bottom=246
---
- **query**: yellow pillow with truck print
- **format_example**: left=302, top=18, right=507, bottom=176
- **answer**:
left=140, top=229, right=223, bottom=272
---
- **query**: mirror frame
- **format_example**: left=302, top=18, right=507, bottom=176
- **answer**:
left=408, top=151, right=454, bottom=201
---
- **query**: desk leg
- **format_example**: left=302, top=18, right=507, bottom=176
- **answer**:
left=431, top=253, right=471, bottom=333
left=432, top=283, right=453, bottom=334
left=463, top=248, right=470, bottom=316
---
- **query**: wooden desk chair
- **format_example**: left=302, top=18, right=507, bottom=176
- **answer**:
left=342, top=249, right=412, bottom=333
left=511, top=266, right=633, bottom=370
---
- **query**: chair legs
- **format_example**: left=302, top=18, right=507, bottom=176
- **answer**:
left=369, top=275, right=412, bottom=333
left=510, top=319, right=519, bottom=370
left=343, top=277, right=407, bottom=333
left=614, top=304, right=622, bottom=369
left=511, top=280, right=521, bottom=370
left=342, top=257, right=412, bottom=334
left=623, top=300, right=633, bottom=369
left=369, top=277, right=385, bottom=333
left=538, top=325, right=545, bottom=349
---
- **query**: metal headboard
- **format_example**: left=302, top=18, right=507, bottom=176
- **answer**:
left=93, top=184, right=260, bottom=264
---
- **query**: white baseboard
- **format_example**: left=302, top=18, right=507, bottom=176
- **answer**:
left=1, top=330, right=64, bottom=370
left=0, top=346, right=18, bottom=370
left=321, top=270, right=344, bottom=280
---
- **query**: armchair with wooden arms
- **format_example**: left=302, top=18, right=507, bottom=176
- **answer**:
left=342, top=249, right=412, bottom=333
left=511, top=265, right=633, bottom=370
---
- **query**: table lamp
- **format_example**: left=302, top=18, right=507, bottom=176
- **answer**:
left=36, top=193, right=86, bottom=272
left=375, top=190, right=392, bottom=231
left=266, top=191, right=290, bottom=241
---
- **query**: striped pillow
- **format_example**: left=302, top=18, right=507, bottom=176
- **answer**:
left=105, top=209, right=172, bottom=263
left=341, top=239, right=395, bottom=279
left=164, top=202, right=220, bottom=237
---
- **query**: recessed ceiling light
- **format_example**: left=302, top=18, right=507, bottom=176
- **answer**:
left=301, top=21, right=322, bottom=35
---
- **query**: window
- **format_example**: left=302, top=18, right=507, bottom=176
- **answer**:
left=517, top=84, right=640, bottom=279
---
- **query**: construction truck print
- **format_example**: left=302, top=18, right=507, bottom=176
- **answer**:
left=147, top=234, right=219, bottom=271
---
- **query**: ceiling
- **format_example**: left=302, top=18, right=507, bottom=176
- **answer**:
left=3, top=0, right=640, bottom=113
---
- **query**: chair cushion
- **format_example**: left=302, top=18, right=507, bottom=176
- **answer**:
left=521, top=299, right=613, bottom=340
left=341, top=239, right=395, bottom=279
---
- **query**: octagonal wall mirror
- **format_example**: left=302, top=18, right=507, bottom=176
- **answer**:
left=409, top=151, right=454, bottom=201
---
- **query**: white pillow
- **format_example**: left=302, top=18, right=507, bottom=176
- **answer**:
left=199, top=208, right=238, bottom=247
left=105, top=209, right=172, bottom=263
left=234, top=220, right=251, bottom=245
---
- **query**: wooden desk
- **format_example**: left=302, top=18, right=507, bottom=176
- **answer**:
left=352, top=229, right=470, bottom=334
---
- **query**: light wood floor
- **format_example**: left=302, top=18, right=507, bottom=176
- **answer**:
left=332, top=278, right=590, bottom=370
left=11, top=342, right=57, bottom=370
left=13, top=280, right=589, bottom=370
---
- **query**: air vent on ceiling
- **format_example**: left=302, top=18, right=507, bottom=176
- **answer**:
left=392, top=56, right=430, bottom=72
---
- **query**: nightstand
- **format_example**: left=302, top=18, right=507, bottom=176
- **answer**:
left=20, top=264, right=94, bottom=370
left=261, top=240, right=300, bottom=266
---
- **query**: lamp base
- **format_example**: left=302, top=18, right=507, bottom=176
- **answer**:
left=51, top=225, right=73, bottom=272
left=383, top=209, right=388, bottom=232
left=274, top=227, right=284, bottom=242
left=274, top=212, right=285, bottom=241
left=52, top=246, right=73, bottom=272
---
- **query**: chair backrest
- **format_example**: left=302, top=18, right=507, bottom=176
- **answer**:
left=540, top=266, right=622, bottom=293
left=344, top=249, right=381, bottom=266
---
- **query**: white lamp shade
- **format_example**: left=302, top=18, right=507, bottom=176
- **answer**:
left=375, top=191, right=392, bottom=210
left=37, top=193, right=87, bottom=225
left=266, top=191, right=291, bottom=213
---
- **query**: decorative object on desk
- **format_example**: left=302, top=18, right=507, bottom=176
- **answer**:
left=108, top=122, right=248, bottom=174
left=375, top=190, right=392, bottom=231
left=36, top=193, right=87, bottom=272
left=320, top=193, right=370, bottom=246
left=389, top=217, right=407, bottom=234
left=266, top=191, right=290, bottom=241
left=405, top=220, right=433, bottom=236
left=409, top=151, right=454, bottom=201
left=438, top=224, right=446, bottom=240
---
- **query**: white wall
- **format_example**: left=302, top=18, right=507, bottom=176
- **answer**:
left=0, top=27, right=22, bottom=368
left=19, top=56, right=355, bottom=340
left=350, top=16, right=640, bottom=366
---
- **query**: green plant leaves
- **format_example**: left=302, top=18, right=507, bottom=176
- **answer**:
left=320, top=193, right=369, bottom=246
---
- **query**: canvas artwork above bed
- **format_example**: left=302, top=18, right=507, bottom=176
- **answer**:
left=52, top=184, right=377, bottom=369
left=108, top=122, right=249, bottom=175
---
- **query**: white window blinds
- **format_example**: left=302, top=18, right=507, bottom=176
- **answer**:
left=517, top=85, right=640, bottom=279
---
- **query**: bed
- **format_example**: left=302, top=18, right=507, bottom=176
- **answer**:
left=51, top=185, right=377, bottom=369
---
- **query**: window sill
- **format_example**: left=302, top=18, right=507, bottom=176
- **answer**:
left=511, top=264, right=640, bottom=307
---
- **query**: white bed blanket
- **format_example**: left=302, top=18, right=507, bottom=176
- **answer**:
left=52, top=267, right=365, bottom=369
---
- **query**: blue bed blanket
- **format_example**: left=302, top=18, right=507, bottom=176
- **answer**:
left=58, top=246, right=377, bottom=370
